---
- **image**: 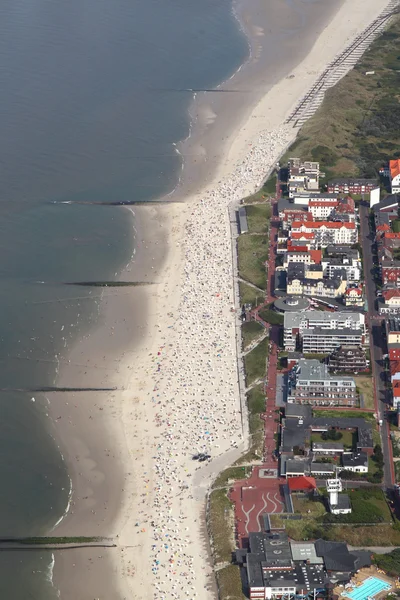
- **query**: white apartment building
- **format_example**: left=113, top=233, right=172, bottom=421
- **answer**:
left=283, top=311, right=365, bottom=351
left=290, top=221, right=357, bottom=247
left=321, top=257, right=361, bottom=282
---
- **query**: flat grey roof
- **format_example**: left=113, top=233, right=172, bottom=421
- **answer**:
left=286, top=460, right=306, bottom=474
left=284, top=310, right=363, bottom=329
left=311, top=462, right=335, bottom=473
left=290, top=542, right=324, bottom=564
left=313, top=442, right=344, bottom=450
left=238, top=207, right=248, bottom=234
left=285, top=404, right=312, bottom=419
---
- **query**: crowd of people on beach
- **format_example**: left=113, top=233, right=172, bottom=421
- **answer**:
left=135, top=125, right=291, bottom=599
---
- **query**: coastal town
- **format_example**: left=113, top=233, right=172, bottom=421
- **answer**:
left=218, top=154, right=400, bottom=600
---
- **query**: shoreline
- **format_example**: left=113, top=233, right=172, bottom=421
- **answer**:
left=51, top=0, right=397, bottom=598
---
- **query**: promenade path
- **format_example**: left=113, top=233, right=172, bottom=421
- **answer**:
left=229, top=467, right=285, bottom=547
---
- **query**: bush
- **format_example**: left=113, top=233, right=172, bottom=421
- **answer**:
left=374, top=549, right=400, bottom=577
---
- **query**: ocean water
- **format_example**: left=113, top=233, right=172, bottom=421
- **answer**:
left=0, top=0, right=248, bottom=596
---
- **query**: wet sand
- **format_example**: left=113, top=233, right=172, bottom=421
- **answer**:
left=51, top=0, right=394, bottom=598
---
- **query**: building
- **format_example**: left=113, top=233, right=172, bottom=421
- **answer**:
left=386, top=318, right=400, bottom=344
left=288, top=359, right=357, bottom=407
left=280, top=414, right=374, bottom=457
left=274, top=296, right=311, bottom=315
left=283, top=310, right=365, bottom=352
left=327, top=178, right=377, bottom=194
left=393, top=380, right=400, bottom=409
left=309, top=199, right=338, bottom=220
left=372, top=194, right=400, bottom=216
left=238, top=207, right=248, bottom=234
left=237, top=532, right=327, bottom=600
left=283, top=249, right=322, bottom=268
left=292, top=277, right=346, bottom=299
left=381, top=261, right=400, bottom=286
left=290, top=221, right=357, bottom=247
left=312, top=442, right=344, bottom=455
left=326, top=477, right=352, bottom=515
left=302, top=328, right=364, bottom=354
left=379, top=289, right=400, bottom=315
left=286, top=262, right=346, bottom=299
left=389, top=343, right=400, bottom=361
left=390, top=159, right=400, bottom=194
left=287, top=475, right=317, bottom=493
left=328, top=345, right=367, bottom=373
left=344, top=283, right=364, bottom=307
left=340, top=451, right=369, bottom=474
left=321, top=256, right=361, bottom=282
left=288, top=158, right=321, bottom=198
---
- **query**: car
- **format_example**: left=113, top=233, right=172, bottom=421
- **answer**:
left=199, top=454, right=211, bottom=462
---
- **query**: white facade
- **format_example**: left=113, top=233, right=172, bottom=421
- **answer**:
left=392, top=174, right=400, bottom=194
left=291, top=223, right=357, bottom=247
left=309, top=202, right=337, bottom=219
left=322, top=259, right=361, bottom=282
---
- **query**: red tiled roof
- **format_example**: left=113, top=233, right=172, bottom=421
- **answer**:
left=390, top=159, right=400, bottom=179
left=287, top=244, right=309, bottom=252
left=384, top=233, right=400, bottom=239
left=309, top=250, right=322, bottom=264
left=288, top=476, right=317, bottom=492
left=291, top=232, right=315, bottom=240
left=309, top=200, right=338, bottom=207
left=377, top=224, right=391, bottom=232
left=382, top=289, right=400, bottom=301
left=291, top=221, right=355, bottom=230
left=393, top=381, right=400, bottom=396
left=390, top=360, right=400, bottom=376
left=345, top=286, right=362, bottom=296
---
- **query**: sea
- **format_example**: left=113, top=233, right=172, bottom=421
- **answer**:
left=0, top=0, right=340, bottom=597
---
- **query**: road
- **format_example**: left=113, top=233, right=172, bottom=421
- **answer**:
left=359, top=202, right=394, bottom=488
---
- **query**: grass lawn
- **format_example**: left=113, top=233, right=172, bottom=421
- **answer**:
left=271, top=489, right=395, bottom=545
left=292, top=496, right=326, bottom=518
left=208, top=489, right=236, bottom=564
left=395, top=461, right=400, bottom=482
left=279, top=18, right=400, bottom=182
left=355, top=375, right=375, bottom=410
left=303, top=353, right=330, bottom=361
left=312, top=410, right=376, bottom=422
left=235, top=384, right=266, bottom=464
left=311, top=430, right=354, bottom=449
left=258, top=308, right=284, bottom=325
left=216, top=565, right=244, bottom=600
left=237, top=235, right=268, bottom=289
left=242, top=321, right=264, bottom=349
left=392, top=219, right=400, bottom=233
left=245, top=204, right=271, bottom=233
left=244, top=337, right=269, bottom=386
left=238, top=281, right=263, bottom=308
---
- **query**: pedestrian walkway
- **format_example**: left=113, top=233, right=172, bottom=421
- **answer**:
left=229, top=467, right=285, bottom=546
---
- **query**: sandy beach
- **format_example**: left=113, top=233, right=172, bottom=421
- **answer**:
left=50, top=0, right=397, bottom=598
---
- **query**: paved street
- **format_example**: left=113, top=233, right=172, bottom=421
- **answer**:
left=359, top=202, right=395, bottom=488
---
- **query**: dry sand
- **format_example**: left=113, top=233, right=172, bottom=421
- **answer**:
left=51, top=0, right=396, bottom=598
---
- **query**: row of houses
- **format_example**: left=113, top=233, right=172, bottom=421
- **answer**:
left=277, top=161, right=366, bottom=303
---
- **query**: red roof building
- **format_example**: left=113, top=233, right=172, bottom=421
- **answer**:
left=288, top=476, right=317, bottom=492
left=390, top=159, right=400, bottom=180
